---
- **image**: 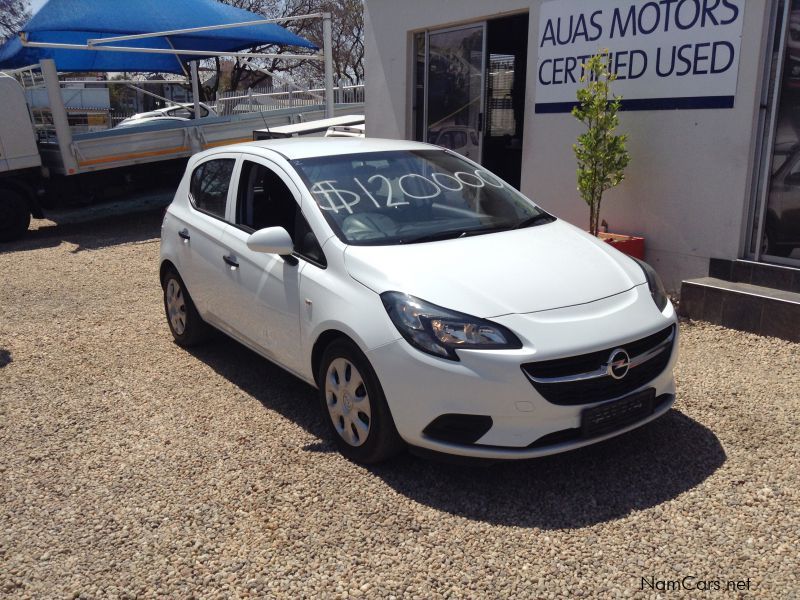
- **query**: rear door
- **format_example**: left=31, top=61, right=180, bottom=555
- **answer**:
left=175, top=154, right=238, bottom=321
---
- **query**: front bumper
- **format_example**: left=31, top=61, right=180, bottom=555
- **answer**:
left=367, top=286, right=679, bottom=460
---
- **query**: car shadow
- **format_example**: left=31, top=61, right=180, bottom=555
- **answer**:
left=372, top=410, right=725, bottom=529
left=0, top=193, right=171, bottom=255
left=186, top=333, right=726, bottom=529
left=186, top=334, right=328, bottom=439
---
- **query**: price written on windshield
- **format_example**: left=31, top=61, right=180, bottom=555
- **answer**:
left=310, top=169, right=507, bottom=214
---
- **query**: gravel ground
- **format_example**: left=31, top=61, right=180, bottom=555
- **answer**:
left=1, top=208, right=799, bottom=599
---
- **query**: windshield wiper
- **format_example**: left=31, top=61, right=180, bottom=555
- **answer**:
left=398, top=229, right=472, bottom=244
left=512, top=213, right=556, bottom=229
left=397, top=215, right=555, bottom=244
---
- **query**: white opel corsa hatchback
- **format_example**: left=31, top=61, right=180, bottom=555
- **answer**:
left=160, top=138, right=678, bottom=463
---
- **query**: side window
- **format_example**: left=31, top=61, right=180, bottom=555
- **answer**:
left=189, top=158, right=235, bottom=219
left=236, top=160, right=326, bottom=266
left=169, top=107, right=192, bottom=119
left=236, top=160, right=297, bottom=233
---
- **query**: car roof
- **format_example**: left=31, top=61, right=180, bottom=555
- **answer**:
left=213, top=137, right=437, bottom=160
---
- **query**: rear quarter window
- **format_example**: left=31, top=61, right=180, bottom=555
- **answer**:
left=189, top=159, right=235, bottom=219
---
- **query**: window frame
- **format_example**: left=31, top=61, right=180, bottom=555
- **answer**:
left=232, top=154, right=327, bottom=269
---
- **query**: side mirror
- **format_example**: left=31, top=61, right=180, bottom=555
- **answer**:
left=246, top=226, right=294, bottom=255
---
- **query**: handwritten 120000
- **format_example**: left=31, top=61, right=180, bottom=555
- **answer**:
left=310, top=169, right=507, bottom=214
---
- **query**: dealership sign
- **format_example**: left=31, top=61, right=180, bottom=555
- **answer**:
left=535, top=0, right=745, bottom=113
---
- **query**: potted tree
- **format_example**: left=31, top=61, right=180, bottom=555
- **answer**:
left=572, top=50, right=644, bottom=259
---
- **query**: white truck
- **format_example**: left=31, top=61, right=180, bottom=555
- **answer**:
left=0, top=59, right=362, bottom=242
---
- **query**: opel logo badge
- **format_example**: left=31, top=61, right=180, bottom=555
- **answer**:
left=607, top=348, right=631, bottom=380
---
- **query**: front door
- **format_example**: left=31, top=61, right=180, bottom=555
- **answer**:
left=217, top=157, right=307, bottom=374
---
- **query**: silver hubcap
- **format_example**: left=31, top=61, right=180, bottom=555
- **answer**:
left=325, top=358, right=371, bottom=447
left=166, top=279, right=187, bottom=335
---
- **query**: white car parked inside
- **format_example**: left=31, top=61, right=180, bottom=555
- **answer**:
left=116, top=102, right=217, bottom=128
left=160, top=138, right=678, bottom=463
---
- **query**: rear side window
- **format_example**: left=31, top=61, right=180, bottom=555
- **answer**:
left=189, top=159, right=235, bottom=219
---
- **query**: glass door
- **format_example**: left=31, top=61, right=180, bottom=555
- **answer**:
left=424, top=24, right=485, bottom=162
left=751, top=0, right=800, bottom=264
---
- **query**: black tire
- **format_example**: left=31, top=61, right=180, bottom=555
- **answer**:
left=161, top=268, right=211, bottom=347
left=318, top=339, right=405, bottom=464
left=0, top=188, right=31, bottom=243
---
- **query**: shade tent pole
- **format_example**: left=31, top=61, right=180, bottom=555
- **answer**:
left=19, top=39, right=324, bottom=61
left=14, top=12, right=335, bottom=118
left=190, top=61, right=201, bottom=120
left=164, top=36, right=190, bottom=78
left=40, top=58, right=78, bottom=174
left=323, top=12, right=334, bottom=118
left=86, top=14, right=326, bottom=46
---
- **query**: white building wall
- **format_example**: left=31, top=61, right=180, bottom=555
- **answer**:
left=364, top=0, right=770, bottom=291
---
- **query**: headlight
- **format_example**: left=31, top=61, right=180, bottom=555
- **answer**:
left=380, top=292, right=522, bottom=360
left=632, top=258, right=669, bottom=312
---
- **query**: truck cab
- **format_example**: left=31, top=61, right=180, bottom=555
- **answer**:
left=0, top=73, right=42, bottom=241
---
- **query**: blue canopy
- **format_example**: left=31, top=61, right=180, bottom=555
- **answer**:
left=0, top=0, right=316, bottom=73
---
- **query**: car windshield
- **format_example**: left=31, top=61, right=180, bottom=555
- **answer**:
left=291, top=149, right=554, bottom=246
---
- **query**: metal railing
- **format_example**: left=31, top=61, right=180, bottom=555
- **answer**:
left=215, top=83, right=364, bottom=117
left=8, top=63, right=364, bottom=134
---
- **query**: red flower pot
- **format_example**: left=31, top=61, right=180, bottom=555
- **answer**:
left=598, top=232, right=645, bottom=260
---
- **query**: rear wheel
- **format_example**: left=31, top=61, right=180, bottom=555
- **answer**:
left=162, top=269, right=211, bottom=347
left=318, top=339, right=404, bottom=464
left=0, top=189, right=31, bottom=242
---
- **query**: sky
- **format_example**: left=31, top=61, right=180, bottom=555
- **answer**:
left=30, top=0, right=47, bottom=15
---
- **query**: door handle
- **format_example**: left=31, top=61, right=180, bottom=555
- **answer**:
left=178, top=229, right=190, bottom=242
left=223, top=255, right=239, bottom=270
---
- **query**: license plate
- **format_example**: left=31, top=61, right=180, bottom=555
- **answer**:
left=581, top=389, right=656, bottom=438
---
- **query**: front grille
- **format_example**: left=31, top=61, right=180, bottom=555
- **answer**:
left=521, top=325, right=675, bottom=406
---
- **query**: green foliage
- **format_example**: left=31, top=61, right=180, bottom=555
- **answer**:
left=572, top=50, right=630, bottom=237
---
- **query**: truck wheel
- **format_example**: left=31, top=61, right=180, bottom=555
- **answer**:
left=0, top=189, right=31, bottom=242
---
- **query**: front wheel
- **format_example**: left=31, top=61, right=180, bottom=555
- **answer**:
left=318, top=339, right=404, bottom=464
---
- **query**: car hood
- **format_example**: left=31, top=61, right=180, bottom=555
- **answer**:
left=343, top=220, right=646, bottom=317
